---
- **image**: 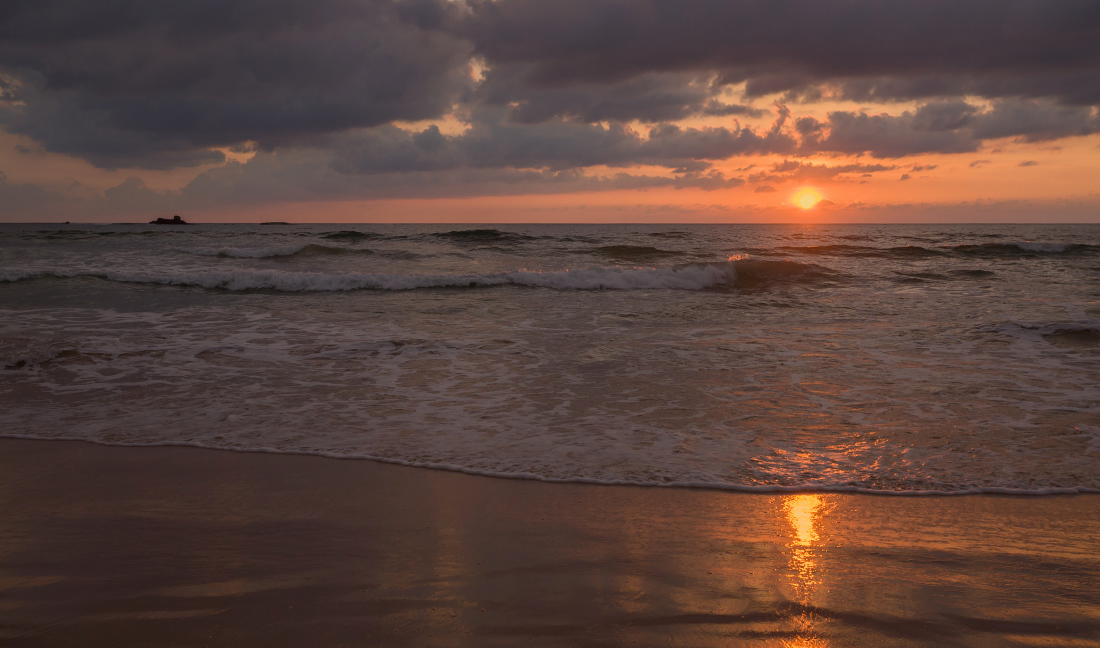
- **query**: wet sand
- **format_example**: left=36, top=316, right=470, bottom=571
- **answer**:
left=1, top=438, right=1098, bottom=647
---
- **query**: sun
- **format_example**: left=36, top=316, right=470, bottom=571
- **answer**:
left=791, top=186, right=824, bottom=209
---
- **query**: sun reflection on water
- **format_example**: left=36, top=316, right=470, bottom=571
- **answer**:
left=783, top=494, right=827, bottom=647
left=787, top=494, right=822, bottom=547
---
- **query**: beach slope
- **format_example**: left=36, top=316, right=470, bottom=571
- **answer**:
left=1, top=439, right=1098, bottom=647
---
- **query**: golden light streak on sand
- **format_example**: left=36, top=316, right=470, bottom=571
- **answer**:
left=784, top=494, right=828, bottom=647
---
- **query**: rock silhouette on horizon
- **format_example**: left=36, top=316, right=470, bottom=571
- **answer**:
left=150, top=215, right=188, bottom=225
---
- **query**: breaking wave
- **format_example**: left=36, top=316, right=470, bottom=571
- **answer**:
left=2, top=260, right=829, bottom=292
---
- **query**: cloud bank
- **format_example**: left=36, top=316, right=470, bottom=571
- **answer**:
left=0, top=0, right=1097, bottom=217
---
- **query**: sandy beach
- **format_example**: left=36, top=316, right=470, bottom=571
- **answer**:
left=1, top=438, right=1097, bottom=647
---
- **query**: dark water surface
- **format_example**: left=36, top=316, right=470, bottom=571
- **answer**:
left=2, top=223, right=1098, bottom=493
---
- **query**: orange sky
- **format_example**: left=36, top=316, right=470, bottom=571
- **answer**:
left=5, top=120, right=1098, bottom=223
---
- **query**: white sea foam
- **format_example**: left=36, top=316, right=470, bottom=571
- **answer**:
left=2, top=299, right=1098, bottom=495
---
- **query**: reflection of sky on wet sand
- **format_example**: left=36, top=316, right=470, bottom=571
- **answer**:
left=2, top=441, right=1100, bottom=648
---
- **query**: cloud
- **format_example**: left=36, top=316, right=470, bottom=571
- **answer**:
left=798, top=99, right=1100, bottom=157
left=0, top=0, right=1097, bottom=180
left=0, top=171, right=66, bottom=215
left=329, top=107, right=795, bottom=174
left=477, top=66, right=763, bottom=124
left=800, top=109, right=978, bottom=158
left=824, top=72, right=1100, bottom=106
left=95, top=147, right=746, bottom=211
left=969, top=100, right=1100, bottom=141
left=1019, top=160, right=1039, bottom=166
left=747, top=160, right=898, bottom=184
left=0, top=0, right=473, bottom=169
left=461, top=0, right=1100, bottom=104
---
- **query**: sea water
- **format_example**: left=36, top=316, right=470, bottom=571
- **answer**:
left=1, top=223, right=1097, bottom=493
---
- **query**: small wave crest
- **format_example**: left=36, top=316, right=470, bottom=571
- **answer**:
left=433, top=229, right=538, bottom=243
left=594, top=245, right=683, bottom=261
left=320, top=230, right=380, bottom=241
left=182, top=244, right=374, bottom=259
left=954, top=242, right=1099, bottom=255
left=979, top=320, right=1100, bottom=349
left=777, top=244, right=942, bottom=258
left=2, top=260, right=829, bottom=292
left=1044, top=326, right=1100, bottom=348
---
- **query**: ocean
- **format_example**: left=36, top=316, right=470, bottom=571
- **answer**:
left=2, top=222, right=1097, bottom=494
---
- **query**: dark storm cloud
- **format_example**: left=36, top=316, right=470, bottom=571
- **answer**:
left=462, top=0, right=1100, bottom=103
left=1, top=0, right=1098, bottom=177
left=0, top=0, right=472, bottom=169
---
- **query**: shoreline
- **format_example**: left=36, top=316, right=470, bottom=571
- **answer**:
left=1, top=434, right=1095, bottom=497
left=2, top=437, right=1098, bottom=647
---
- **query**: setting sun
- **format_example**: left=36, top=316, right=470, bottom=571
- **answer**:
left=792, top=187, right=824, bottom=209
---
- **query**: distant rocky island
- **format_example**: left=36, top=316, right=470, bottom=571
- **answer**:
left=150, top=215, right=188, bottom=225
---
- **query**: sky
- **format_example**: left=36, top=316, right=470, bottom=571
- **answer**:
left=1, top=0, right=1098, bottom=223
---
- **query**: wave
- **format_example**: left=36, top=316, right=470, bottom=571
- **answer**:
left=432, top=228, right=539, bottom=243
left=777, top=244, right=943, bottom=258
left=1044, top=327, right=1100, bottom=348
left=894, top=269, right=999, bottom=282
left=950, top=268, right=996, bottom=278
left=978, top=320, right=1100, bottom=349
left=1, top=434, right=1095, bottom=495
left=1, top=260, right=829, bottom=292
left=953, top=242, right=1099, bottom=255
left=321, top=230, right=380, bottom=241
left=7, top=229, right=173, bottom=240
left=775, top=241, right=1099, bottom=258
left=2, top=346, right=82, bottom=370
left=182, top=244, right=374, bottom=258
left=894, top=271, right=948, bottom=282
left=594, top=245, right=684, bottom=261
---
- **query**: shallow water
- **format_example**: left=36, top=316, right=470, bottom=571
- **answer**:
left=2, top=223, right=1098, bottom=493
